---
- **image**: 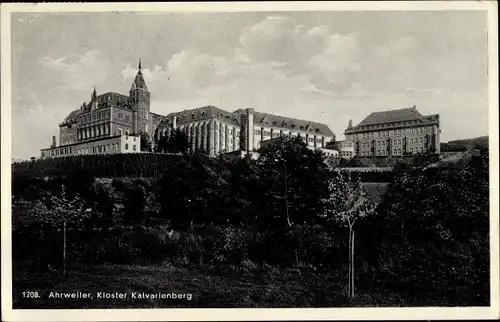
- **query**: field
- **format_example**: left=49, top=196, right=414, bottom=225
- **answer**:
left=13, top=263, right=414, bottom=309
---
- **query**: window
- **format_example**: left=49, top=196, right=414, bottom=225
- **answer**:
left=133, top=145, right=136, bottom=151
left=410, top=148, right=413, bottom=153
left=409, top=138, right=413, bottom=145
left=125, top=143, right=129, bottom=150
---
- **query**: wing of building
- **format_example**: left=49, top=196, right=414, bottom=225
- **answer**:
left=41, top=60, right=168, bottom=158
left=340, top=105, right=440, bottom=158
left=154, top=107, right=336, bottom=158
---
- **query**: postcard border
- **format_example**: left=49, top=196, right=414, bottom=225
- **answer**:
left=1, top=1, right=499, bottom=321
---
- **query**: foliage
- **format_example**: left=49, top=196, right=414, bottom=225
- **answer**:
left=358, top=154, right=489, bottom=305
left=13, top=186, right=90, bottom=230
left=156, top=129, right=190, bottom=154
left=139, top=132, right=152, bottom=152
left=11, top=139, right=490, bottom=306
left=323, top=170, right=375, bottom=228
left=442, top=136, right=488, bottom=152
left=255, top=136, right=330, bottom=229
left=11, top=153, right=181, bottom=179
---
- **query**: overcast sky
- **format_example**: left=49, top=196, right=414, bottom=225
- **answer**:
left=11, top=10, right=489, bottom=160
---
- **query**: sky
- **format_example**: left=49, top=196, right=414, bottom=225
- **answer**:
left=10, top=10, right=489, bottom=160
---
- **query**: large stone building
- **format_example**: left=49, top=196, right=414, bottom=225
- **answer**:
left=343, top=105, right=440, bottom=157
left=41, top=60, right=337, bottom=159
left=41, top=60, right=166, bottom=158
left=154, top=107, right=336, bottom=157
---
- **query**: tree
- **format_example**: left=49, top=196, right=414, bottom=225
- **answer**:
left=140, top=132, right=152, bottom=152
left=256, top=135, right=330, bottom=229
left=323, top=170, right=375, bottom=298
left=156, top=129, right=190, bottom=154
left=363, top=153, right=490, bottom=305
left=18, top=185, right=90, bottom=275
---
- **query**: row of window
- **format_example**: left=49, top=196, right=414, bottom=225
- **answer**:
left=139, top=109, right=149, bottom=120
left=80, top=111, right=111, bottom=124
left=118, top=113, right=130, bottom=122
left=61, top=131, right=76, bottom=138
left=253, top=129, right=324, bottom=142
left=140, top=123, right=149, bottom=133
left=78, top=124, right=111, bottom=140
left=341, top=151, right=353, bottom=157
left=353, top=127, right=432, bottom=140
left=46, top=146, right=73, bottom=157
left=360, top=136, right=428, bottom=148
left=180, top=122, right=238, bottom=135
left=75, top=142, right=137, bottom=155
left=359, top=146, right=428, bottom=157
left=355, top=119, right=429, bottom=132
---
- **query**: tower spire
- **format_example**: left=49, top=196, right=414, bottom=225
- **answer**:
left=92, top=86, right=97, bottom=100
left=131, top=59, right=148, bottom=91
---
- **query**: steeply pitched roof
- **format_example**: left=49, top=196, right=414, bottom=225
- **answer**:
left=132, top=71, right=148, bottom=91
left=62, top=109, right=82, bottom=124
left=160, top=106, right=335, bottom=137
left=357, top=107, right=423, bottom=127
left=252, top=111, right=334, bottom=137
left=95, top=92, right=130, bottom=108
left=165, top=106, right=241, bottom=127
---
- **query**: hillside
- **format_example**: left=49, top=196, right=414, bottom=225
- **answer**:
left=441, top=136, right=488, bottom=152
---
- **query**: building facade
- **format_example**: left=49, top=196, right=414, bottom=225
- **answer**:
left=335, top=140, right=355, bottom=159
left=41, top=134, right=142, bottom=158
left=344, top=106, right=440, bottom=157
left=154, top=107, right=336, bottom=157
left=42, top=60, right=166, bottom=158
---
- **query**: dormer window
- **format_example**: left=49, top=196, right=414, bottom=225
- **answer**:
left=315, top=128, right=320, bottom=132
left=291, top=124, right=295, bottom=129
left=273, top=121, right=277, bottom=126
left=300, top=126, right=304, bottom=130
left=191, top=113, right=195, bottom=119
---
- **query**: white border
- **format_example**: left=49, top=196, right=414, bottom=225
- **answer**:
left=1, top=2, right=499, bottom=321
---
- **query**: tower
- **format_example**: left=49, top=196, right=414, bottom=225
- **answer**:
left=129, top=58, right=151, bottom=136
left=347, top=119, right=353, bottom=130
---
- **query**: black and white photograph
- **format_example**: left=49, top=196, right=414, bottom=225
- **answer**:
left=1, top=1, right=499, bottom=321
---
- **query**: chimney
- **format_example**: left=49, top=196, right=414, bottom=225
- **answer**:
left=51, top=136, right=56, bottom=148
left=347, top=119, right=353, bottom=129
left=245, top=108, right=254, bottom=152
left=172, top=115, right=177, bottom=130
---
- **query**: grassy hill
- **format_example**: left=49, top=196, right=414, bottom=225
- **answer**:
left=441, top=136, right=488, bottom=152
